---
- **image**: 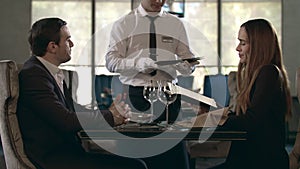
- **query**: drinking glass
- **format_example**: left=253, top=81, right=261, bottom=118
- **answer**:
left=157, top=80, right=177, bottom=126
left=143, top=80, right=158, bottom=123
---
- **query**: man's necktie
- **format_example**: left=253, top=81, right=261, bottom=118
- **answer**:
left=147, top=16, right=158, bottom=76
left=63, top=81, right=75, bottom=112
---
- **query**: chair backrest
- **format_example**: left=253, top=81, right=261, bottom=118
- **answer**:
left=296, top=67, right=300, bottom=103
left=227, top=71, right=237, bottom=111
left=94, top=75, right=123, bottom=109
left=0, top=60, right=36, bottom=169
left=203, top=74, right=230, bottom=107
left=289, top=67, right=300, bottom=169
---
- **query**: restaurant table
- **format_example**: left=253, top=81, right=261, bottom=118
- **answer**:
left=77, top=122, right=246, bottom=154
left=78, top=123, right=246, bottom=141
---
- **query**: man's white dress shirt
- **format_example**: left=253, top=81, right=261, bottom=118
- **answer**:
left=37, top=56, right=65, bottom=94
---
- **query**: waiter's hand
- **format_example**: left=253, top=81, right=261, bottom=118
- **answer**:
left=173, top=60, right=199, bottom=75
left=135, top=57, right=158, bottom=74
left=109, top=94, right=131, bottom=126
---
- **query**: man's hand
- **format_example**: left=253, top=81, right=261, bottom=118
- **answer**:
left=109, top=94, right=131, bottom=126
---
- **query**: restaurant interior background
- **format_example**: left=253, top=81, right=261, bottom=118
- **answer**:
left=1, top=0, right=300, bottom=138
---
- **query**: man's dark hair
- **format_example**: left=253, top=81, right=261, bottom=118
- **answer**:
left=28, top=17, right=67, bottom=56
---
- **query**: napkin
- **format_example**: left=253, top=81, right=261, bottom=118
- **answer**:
left=176, top=108, right=227, bottom=128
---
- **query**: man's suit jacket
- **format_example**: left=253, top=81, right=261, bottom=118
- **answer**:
left=16, top=56, right=114, bottom=167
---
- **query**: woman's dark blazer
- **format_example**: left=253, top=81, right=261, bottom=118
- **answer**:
left=220, top=64, right=289, bottom=169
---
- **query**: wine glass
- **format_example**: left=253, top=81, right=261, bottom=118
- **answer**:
left=157, top=80, right=177, bottom=127
left=143, top=80, right=158, bottom=123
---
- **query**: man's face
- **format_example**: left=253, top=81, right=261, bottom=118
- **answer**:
left=56, top=25, right=74, bottom=64
left=141, top=0, right=166, bottom=12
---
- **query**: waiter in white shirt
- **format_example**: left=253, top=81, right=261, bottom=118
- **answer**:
left=106, top=1, right=199, bottom=169
left=105, top=0, right=199, bottom=123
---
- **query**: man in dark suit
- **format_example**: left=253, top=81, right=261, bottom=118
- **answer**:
left=17, top=17, right=147, bottom=169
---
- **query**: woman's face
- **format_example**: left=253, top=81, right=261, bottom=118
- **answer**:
left=236, top=27, right=250, bottom=64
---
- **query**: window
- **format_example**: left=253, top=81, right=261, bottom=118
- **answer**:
left=32, top=0, right=282, bottom=104
left=221, top=0, right=282, bottom=74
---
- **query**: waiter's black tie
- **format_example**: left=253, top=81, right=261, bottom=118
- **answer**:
left=147, top=16, right=158, bottom=76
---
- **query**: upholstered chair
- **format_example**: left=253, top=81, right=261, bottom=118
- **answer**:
left=0, top=60, right=36, bottom=169
left=289, top=67, right=300, bottom=169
